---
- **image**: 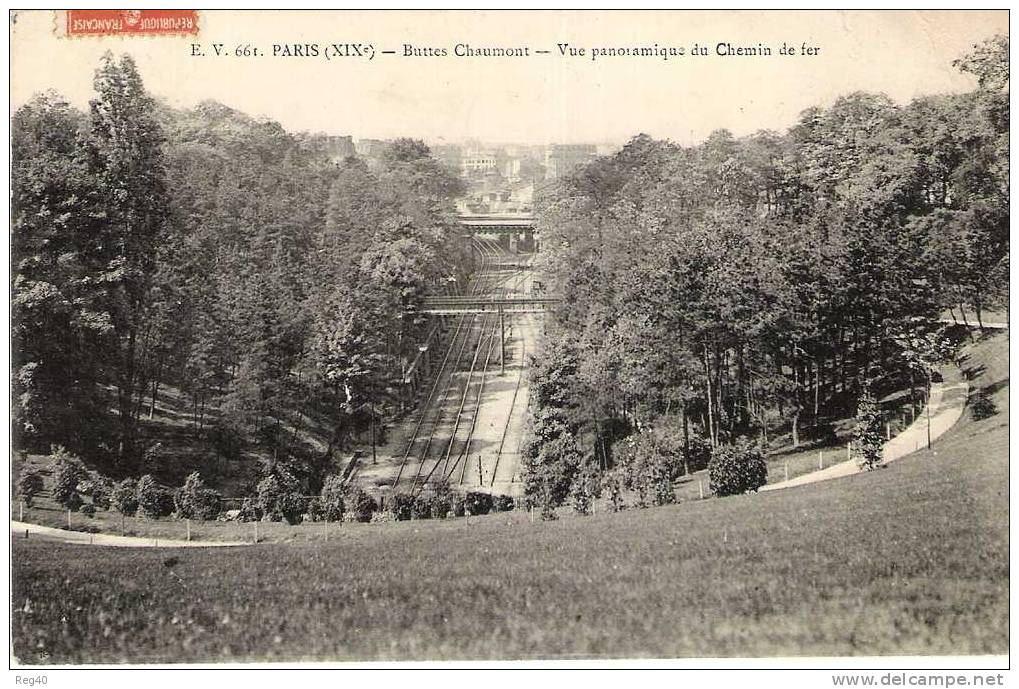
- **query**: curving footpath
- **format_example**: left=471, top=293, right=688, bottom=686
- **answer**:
left=761, top=363, right=970, bottom=492
left=11, top=520, right=247, bottom=548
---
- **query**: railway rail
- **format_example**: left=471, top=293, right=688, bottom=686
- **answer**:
left=391, top=236, right=524, bottom=492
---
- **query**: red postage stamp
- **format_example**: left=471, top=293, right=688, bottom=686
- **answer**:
left=60, top=10, right=199, bottom=37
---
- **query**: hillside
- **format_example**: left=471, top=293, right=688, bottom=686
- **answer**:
left=11, top=330, right=1008, bottom=662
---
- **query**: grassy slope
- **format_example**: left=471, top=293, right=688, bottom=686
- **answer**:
left=11, top=332, right=1008, bottom=663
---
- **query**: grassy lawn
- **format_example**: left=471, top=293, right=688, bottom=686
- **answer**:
left=11, top=332, right=1008, bottom=663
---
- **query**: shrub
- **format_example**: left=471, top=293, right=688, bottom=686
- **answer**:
left=370, top=509, right=395, bottom=524
left=64, top=491, right=84, bottom=513
left=601, top=469, right=625, bottom=512
left=464, top=491, right=493, bottom=516
left=570, top=461, right=599, bottom=515
left=411, top=496, right=433, bottom=520
left=390, top=492, right=415, bottom=521
left=449, top=494, right=466, bottom=518
left=79, top=477, right=112, bottom=510
left=491, top=494, right=515, bottom=512
left=18, top=471, right=43, bottom=507
left=649, top=465, right=676, bottom=507
left=80, top=503, right=96, bottom=518
left=708, top=439, right=768, bottom=497
left=137, top=475, right=175, bottom=518
left=239, top=496, right=262, bottom=522
left=852, top=390, right=884, bottom=471
left=622, top=438, right=675, bottom=509
left=110, top=478, right=139, bottom=516
left=683, top=433, right=713, bottom=474
left=345, top=486, right=377, bottom=522
left=319, top=475, right=346, bottom=522
left=970, top=390, right=998, bottom=420
left=51, top=447, right=86, bottom=510
left=539, top=499, right=558, bottom=521
left=256, top=473, right=303, bottom=523
left=430, top=482, right=453, bottom=518
left=279, top=493, right=306, bottom=525
left=174, top=472, right=222, bottom=520
left=306, top=496, right=323, bottom=522
left=520, top=407, right=582, bottom=509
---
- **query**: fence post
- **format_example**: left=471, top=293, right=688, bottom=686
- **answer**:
left=25, top=529, right=29, bottom=540
left=19, top=501, right=23, bottom=521
left=846, top=442, right=851, bottom=461
left=886, top=421, right=891, bottom=440
left=253, top=520, right=258, bottom=544
left=186, top=519, right=191, bottom=542
left=121, top=514, right=126, bottom=536
left=67, top=509, right=71, bottom=531
left=784, top=462, right=789, bottom=482
left=818, top=451, right=823, bottom=470
left=698, top=480, right=704, bottom=500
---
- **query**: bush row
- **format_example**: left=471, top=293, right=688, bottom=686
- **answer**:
left=23, top=447, right=519, bottom=528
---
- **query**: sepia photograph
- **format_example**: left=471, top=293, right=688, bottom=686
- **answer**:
left=6, top=8, right=1010, bottom=672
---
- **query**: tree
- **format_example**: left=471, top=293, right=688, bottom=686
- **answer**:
left=51, top=447, right=87, bottom=510
left=111, top=478, right=138, bottom=516
left=174, top=471, right=222, bottom=520
left=136, top=474, right=174, bottom=518
left=852, top=389, right=884, bottom=471
left=707, top=439, right=767, bottom=496
left=319, top=475, right=346, bottom=522
left=11, top=93, right=108, bottom=456
left=618, top=431, right=677, bottom=508
left=18, top=471, right=44, bottom=508
left=521, top=407, right=582, bottom=511
left=570, top=459, right=599, bottom=515
left=256, top=473, right=303, bottom=523
left=83, top=53, right=171, bottom=470
left=953, top=34, right=1009, bottom=91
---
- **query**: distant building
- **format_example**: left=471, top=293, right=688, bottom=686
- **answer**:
left=355, top=138, right=388, bottom=157
left=544, top=144, right=598, bottom=180
left=323, top=135, right=355, bottom=161
left=460, top=153, right=498, bottom=175
left=500, top=157, right=522, bottom=182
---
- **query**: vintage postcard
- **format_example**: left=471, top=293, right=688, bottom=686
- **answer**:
left=7, top=8, right=1010, bottom=675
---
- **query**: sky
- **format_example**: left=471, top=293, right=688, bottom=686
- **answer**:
left=10, top=10, right=1009, bottom=146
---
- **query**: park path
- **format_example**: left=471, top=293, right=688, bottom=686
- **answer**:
left=10, top=520, right=247, bottom=548
left=761, top=363, right=969, bottom=492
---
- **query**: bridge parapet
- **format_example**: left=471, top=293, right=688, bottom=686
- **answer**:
left=419, top=296, right=559, bottom=315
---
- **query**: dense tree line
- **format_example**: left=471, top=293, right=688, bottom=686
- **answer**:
left=12, top=52, right=467, bottom=491
left=522, top=36, right=1008, bottom=506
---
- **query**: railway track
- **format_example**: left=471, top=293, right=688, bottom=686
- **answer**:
left=391, top=236, right=521, bottom=491
left=389, top=237, right=495, bottom=487
left=432, top=267, right=528, bottom=490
